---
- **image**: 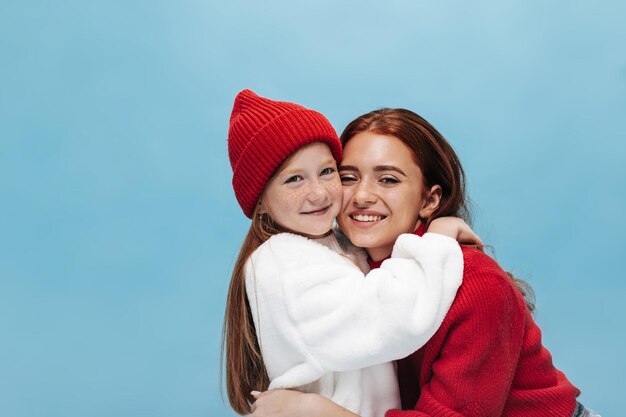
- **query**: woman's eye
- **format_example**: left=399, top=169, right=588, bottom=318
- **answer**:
left=340, top=174, right=357, bottom=183
left=380, top=176, right=400, bottom=184
left=320, top=167, right=336, bottom=176
left=285, top=175, right=303, bottom=184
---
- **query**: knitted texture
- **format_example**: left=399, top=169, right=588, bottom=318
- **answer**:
left=228, top=89, right=341, bottom=218
left=374, top=239, right=581, bottom=417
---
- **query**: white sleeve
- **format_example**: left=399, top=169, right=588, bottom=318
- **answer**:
left=248, top=232, right=462, bottom=382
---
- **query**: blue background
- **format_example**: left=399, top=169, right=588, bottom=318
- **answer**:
left=1, top=1, right=624, bottom=416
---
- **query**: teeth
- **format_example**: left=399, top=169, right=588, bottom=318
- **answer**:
left=352, top=214, right=384, bottom=222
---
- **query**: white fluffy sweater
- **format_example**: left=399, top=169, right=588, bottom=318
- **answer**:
left=245, top=231, right=463, bottom=417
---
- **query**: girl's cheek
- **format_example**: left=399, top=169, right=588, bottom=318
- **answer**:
left=329, top=178, right=342, bottom=192
left=281, top=189, right=304, bottom=210
left=328, top=180, right=343, bottom=201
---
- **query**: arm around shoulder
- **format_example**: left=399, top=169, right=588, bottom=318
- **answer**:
left=247, top=232, right=465, bottom=381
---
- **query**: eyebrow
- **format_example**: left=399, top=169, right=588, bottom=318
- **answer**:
left=338, top=165, right=358, bottom=172
left=339, top=164, right=407, bottom=176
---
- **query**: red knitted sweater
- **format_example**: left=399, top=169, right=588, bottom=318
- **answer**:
left=370, top=233, right=580, bottom=417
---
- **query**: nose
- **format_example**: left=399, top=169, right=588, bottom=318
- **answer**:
left=306, top=179, right=329, bottom=203
left=352, top=178, right=376, bottom=206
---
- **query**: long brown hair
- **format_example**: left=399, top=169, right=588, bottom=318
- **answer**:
left=340, top=108, right=535, bottom=311
left=221, top=210, right=281, bottom=414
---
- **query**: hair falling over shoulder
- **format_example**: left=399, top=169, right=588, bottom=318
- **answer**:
left=221, top=211, right=280, bottom=414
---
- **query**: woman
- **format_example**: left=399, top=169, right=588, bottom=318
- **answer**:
left=250, top=108, right=597, bottom=417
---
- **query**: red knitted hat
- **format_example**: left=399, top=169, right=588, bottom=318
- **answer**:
left=228, top=89, right=342, bottom=218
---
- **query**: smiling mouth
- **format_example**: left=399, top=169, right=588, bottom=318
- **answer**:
left=302, top=205, right=331, bottom=215
left=350, top=214, right=386, bottom=222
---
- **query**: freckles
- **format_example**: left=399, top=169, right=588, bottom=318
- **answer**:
left=328, top=181, right=342, bottom=196
left=280, top=189, right=305, bottom=210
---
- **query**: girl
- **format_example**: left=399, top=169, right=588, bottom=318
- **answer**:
left=223, top=90, right=478, bottom=417
left=249, top=108, right=598, bottom=417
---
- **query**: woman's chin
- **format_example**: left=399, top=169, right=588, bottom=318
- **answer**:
left=348, top=234, right=384, bottom=251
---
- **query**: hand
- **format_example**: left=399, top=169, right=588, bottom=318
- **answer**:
left=250, top=389, right=307, bottom=417
left=428, top=217, right=483, bottom=247
left=250, top=389, right=360, bottom=417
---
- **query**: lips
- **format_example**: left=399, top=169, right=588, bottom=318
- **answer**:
left=351, top=214, right=385, bottom=222
left=347, top=211, right=387, bottom=223
left=301, top=205, right=331, bottom=215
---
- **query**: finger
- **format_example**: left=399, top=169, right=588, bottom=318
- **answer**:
left=469, top=231, right=481, bottom=244
left=471, top=233, right=484, bottom=248
left=251, top=390, right=262, bottom=398
left=461, top=231, right=482, bottom=246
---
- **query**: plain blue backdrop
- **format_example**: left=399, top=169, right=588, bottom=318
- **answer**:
left=1, top=1, right=624, bottom=416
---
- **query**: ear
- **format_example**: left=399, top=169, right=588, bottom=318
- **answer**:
left=257, top=198, right=267, bottom=215
left=418, top=184, right=442, bottom=219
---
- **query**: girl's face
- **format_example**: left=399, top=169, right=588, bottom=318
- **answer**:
left=259, top=142, right=342, bottom=239
left=337, top=132, right=439, bottom=261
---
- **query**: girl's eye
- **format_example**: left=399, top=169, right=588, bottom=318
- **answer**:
left=284, top=175, right=303, bottom=184
left=380, top=176, right=400, bottom=184
left=340, top=174, right=357, bottom=183
left=320, top=167, right=336, bottom=176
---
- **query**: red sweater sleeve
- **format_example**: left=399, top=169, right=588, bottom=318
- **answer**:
left=386, top=261, right=526, bottom=417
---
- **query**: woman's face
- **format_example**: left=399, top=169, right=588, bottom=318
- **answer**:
left=259, top=142, right=342, bottom=239
left=337, top=132, right=435, bottom=261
